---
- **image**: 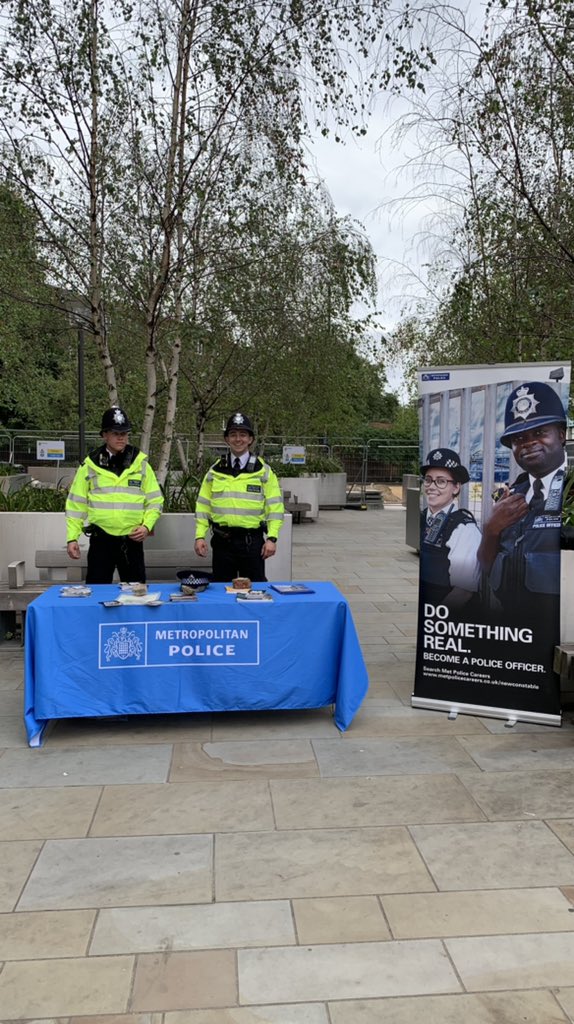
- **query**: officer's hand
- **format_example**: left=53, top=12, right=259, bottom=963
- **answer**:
left=129, top=525, right=149, bottom=542
left=67, top=541, right=81, bottom=560
left=486, top=492, right=528, bottom=535
left=195, top=539, right=208, bottom=558
left=262, top=539, right=277, bottom=559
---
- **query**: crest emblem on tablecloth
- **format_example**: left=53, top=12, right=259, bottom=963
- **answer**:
left=104, top=626, right=143, bottom=662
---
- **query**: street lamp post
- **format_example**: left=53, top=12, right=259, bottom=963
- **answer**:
left=77, top=323, right=86, bottom=462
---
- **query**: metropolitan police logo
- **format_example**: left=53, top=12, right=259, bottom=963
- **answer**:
left=104, top=626, right=143, bottom=662
left=511, top=386, right=539, bottom=422
left=233, top=413, right=245, bottom=425
left=113, top=408, right=126, bottom=426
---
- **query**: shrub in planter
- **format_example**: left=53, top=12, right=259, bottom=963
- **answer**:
left=562, top=470, right=574, bottom=550
left=0, top=483, right=67, bottom=511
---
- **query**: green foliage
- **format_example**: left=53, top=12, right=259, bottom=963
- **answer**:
left=563, top=471, right=574, bottom=529
left=160, top=473, right=201, bottom=513
left=0, top=462, right=25, bottom=476
left=0, top=484, right=67, bottom=511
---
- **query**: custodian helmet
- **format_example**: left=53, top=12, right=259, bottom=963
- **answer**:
left=224, top=412, right=254, bottom=437
left=500, top=382, right=566, bottom=447
left=100, top=407, right=132, bottom=433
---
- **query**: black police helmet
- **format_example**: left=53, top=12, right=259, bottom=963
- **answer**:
left=224, top=412, right=254, bottom=437
left=421, top=448, right=470, bottom=484
left=500, top=382, right=566, bottom=447
left=100, top=407, right=132, bottom=433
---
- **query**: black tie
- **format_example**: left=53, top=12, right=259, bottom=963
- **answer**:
left=530, top=478, right=544, bottom=513
left=233, top=457, right=241, bottom=475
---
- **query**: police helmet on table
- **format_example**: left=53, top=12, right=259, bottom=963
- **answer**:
left=224, top=412, right=254, bottom=437
left=500, top=381, right=566, bottom=447
left=421, top=448, right=470, bottom=484
left=100, top=407, right=132, bottom=433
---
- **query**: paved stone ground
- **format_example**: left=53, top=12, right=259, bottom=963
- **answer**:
left=2, top=506, right=574, bottom=1022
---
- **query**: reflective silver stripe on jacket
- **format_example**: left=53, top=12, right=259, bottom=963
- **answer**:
left=209, top=506, right=263, bottom=518
left=67, top=491, right=88, bottom=504
left=86, top=500, right=145, bottom=511
left=266, top=512, right=283, bottom=521
left=66, top=510, right=86, bottom=519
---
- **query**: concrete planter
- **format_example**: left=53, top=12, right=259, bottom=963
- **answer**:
left=317, top=472, right=347, bottom=509
left=279, top=475, right=320, bottom=520
left=561, top=549, right=574, bottom=643
left=0, top=511, right=293, bottom=582
left=0, top=473, right=31, bottom=495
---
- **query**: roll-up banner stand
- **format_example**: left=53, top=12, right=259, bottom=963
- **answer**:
left=413, top=361, right=571, bottom=726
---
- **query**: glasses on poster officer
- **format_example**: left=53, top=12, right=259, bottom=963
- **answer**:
left=421, top=475, right=456, bottom=489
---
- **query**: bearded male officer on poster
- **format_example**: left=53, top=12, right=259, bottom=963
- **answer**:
left=413, top=363, right=570, bottom=726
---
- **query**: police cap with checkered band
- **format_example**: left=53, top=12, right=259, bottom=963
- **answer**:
left=500, top=381, right=566, bottom=448
left=224, top=412, right=254, bottom=437
left=421, top=448, right=470, bottom=484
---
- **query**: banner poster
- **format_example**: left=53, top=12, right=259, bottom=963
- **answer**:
left=413, top=361, right=571, bottom=725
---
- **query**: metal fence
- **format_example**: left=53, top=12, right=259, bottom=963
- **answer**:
left=0, top=429, right=419, bottom=494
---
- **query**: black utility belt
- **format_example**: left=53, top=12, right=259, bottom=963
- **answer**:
left=211, top=523, right=264, bottom=537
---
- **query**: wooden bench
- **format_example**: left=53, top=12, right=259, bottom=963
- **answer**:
left=35, top=549, right=210, bottom=582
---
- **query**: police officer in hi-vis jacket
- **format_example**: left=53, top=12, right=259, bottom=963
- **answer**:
left=478, top=381, right=567, bottom=620
left=65, top=407, right=163, bottom=583
left=194, top=412, right=284, bottom=582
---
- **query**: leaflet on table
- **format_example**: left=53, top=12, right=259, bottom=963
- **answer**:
left=60, top=585, right=92, bottom=598
left=270, top=584, right=315, bottom=594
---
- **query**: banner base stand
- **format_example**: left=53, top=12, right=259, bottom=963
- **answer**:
left=411, top=695, right=561, bottom=728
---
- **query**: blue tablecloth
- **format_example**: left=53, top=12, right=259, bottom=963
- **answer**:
left=24, top=582, right=368, bottom=746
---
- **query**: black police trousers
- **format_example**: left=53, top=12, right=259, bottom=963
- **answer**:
left=85, top=527, right=146, bottom=584
left=210, top=527, right=266, bottom=582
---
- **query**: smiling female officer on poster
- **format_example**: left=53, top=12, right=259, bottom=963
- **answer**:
left=420, top=447, right=482, bottom=610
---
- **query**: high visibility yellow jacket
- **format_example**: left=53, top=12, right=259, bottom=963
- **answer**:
left=65, top=448, right=164, bottom=541
left=195, top=455, right=284, bottom=540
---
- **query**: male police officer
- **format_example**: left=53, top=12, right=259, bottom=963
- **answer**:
left=194, top=412, right=284, bottom=582
left=478, top=381, right=567, bottom=619
left=420, top=448, right=482, bottom=609
left=65, top=407, right=164, bottom=583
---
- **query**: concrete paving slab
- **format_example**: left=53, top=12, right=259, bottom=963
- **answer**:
left=457, top=732, right=574, bottom=771
left=382, top=886, right=574, bottom=938
left=0, top=954, right=133, bottom=1019
left=90, top=780, right=274, bottom=836
left=460, top=769, right=574, bottom=819
left=270, top=775, right=484, bottom=828
left=19, top=835, right=213, bottom=909
left=215, top=827, right=435, bottom=901
left=328, top=991, right=568, bottom=1023
left=131, top=949, right=236, bottom=1011
left=90, top=900, right=295, bottom=954
left=410, top=820, right=574, bottom=889
left=446, top=931, right=574, bottom=990
left=164, top=1008, right=329, bottom=1024
left=169, top=740, right=319, bottom=781
left=0, top=743, right=173, bottom=787
left=0, top=908, right=95, bottom=959
left=313, top=736, right=478, bottom=775
left=238, top=940, right=460, bottom=1003
left=0, top=784, right=101, bottom=838
left=292, top=896, right=390, bottom=944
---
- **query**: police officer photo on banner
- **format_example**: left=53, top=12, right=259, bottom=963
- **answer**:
left=413, top=362, right=571, bottom=726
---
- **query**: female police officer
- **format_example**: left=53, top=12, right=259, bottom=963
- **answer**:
left=194, top=412, right=284, bottom=582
